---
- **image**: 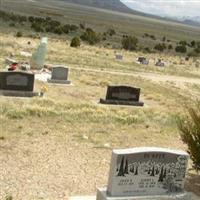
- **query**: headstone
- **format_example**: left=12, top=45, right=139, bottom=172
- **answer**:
left=100, top=86, right=144, bottom=106
left=116, top=54, right=123, bottom=60
left=137, top=57, right=149, bottom=65
left=96, top=147, right=194, bottom=200
left=155, top=59, right=165, bottom=67
left=0, top=71, right=39, bottom=97
left=30, top=37, right=48, bottom=69
left=48, top=66, right=71, bottom=84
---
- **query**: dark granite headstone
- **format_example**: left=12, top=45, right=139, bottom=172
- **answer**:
left=0, top=71, right=34, bottom=91
left=100, top=86, right=144, bottom=106
left=0, top=71, right=39, bottom=97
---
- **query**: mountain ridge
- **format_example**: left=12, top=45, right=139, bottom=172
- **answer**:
left=59, top=0, right=146, bottom=15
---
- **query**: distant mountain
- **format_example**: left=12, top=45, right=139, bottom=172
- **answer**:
left=60, top=0, right=146, bottom=15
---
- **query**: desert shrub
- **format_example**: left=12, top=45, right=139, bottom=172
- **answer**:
left=179, top=40, right=187, bottom=46
left=81, top=28, right=101, bottom=45
left=107, top=29, right=116, bottom=36
left=168, top=44, right=173, bottom=50
left=190, top=40, right=196, bottom=48
left=31, top=22, right=44, bottom=32
left=121, top=36, right=138, bottom=51
left=177, top=102, right=200, bottom=172
left=9, top=22, right=15, bottom=27
left=16, top=31, right=22, bottom=37
left=80, top=23, right=85, bottom=29
left=69, top=24, right=79, bottom=32
left=53, top=26, right=63, bottom=35
left=150, top=35, right=156, bottom=40
left=154, top=43, right=166, bottom=52
left=175, top=45, right=187, bottom=53
left=70, top=37, right=81, bottom=47
left=162, top=36, right=166, bottom=42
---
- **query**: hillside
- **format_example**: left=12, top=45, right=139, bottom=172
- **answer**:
left=60, top=0, right=141, bottom=14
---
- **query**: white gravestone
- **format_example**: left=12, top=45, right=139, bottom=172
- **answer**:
left=96, top=147, right=198, bottom=200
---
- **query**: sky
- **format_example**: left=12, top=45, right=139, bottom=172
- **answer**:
left=121, top=0, right=200, bottom=18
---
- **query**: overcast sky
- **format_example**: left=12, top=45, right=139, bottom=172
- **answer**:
left=121, top=0, right=200, bottom=18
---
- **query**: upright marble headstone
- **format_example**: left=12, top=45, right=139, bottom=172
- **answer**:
left=100, top=86, right=144, bottom=106
left=48, top=66, right=71, bottom=84
left=30, top=37, right=48, bottom=69
left=0, top=71, right=39, bottom=97
left=97, top=147, right=190, bottom=200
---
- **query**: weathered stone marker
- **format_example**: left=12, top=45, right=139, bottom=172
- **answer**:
left=0, top=71, right=39, bottom=97
left=116, top=54, right=123, bottom=60
left=100, top=86, right=144, bottom=106
left=48, top=66, right=71, bottom=84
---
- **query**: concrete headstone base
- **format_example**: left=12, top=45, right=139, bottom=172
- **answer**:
left=47, top=79, right=71, bottom=85
left=69, top=188, right=199, bottom=200
left=0, top=90, right=40, bottom=97
left=96, top=188, right=199, bottom=200
left=99, top=99, right=144, bottom=106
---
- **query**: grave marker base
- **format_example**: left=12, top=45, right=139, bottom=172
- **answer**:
left=100, top=99, right=144, bottom=106
left=47, top=79, right=71, bottom=85
left=0, top=90, right=40, bottom=97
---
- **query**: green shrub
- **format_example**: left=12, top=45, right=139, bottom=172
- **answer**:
left=175, top=45, right=187, bottom=53
left=121, top=36, right=138, bottom=51
left=154, top=43, right=166, bottom=52
left=16, top=31, right=22, bottom=37
left=168, top=44, right=173, bottom=50
left=70, top=37, right=81, bottom=47
left=177, top=102, right=200, bottom=172
left=81, top=28, right=101, bottom=45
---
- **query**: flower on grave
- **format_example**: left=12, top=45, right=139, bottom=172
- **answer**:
left=41, top=85, right=48, bottom=93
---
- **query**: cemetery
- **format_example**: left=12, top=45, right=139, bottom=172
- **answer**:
left=0, top=33, right=199, bottom=200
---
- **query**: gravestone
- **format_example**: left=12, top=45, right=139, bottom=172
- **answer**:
left=155, top=59, right=165, bottom=67
left=48, top=66, right=71, bottom=84
left=0, top=71, right=39, bottom=97
left=100, top=86, right=144, bottom=106
left=30, top=37, right=48, bottom=69
left=116, top=54, right=123, bottom=60
left=137, top=57, right=149, bottom=65
left=96, top=147, right=197, bottom=200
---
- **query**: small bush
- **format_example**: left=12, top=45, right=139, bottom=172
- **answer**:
left=16, top=31, right=22, bottom=37
left=81, top=28, right=101, bottom=45
left=177, top=102, right=200, bottom=172
left=168, top=44, right=173, bottom=50
left=121, top=36, right=138, bottom=51
left=70, top=37, right=81, bottom=47
left=154, top=43, right=166, bottom=52
left=175, top=45, right=187, bottom=53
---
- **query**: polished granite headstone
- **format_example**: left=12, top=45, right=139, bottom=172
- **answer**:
left=100, top=86, right=144, bottom=106
left=0, top=71, right=39, bottom=97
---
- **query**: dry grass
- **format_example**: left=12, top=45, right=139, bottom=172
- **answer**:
left=0, top=32, right=200, bottom=200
